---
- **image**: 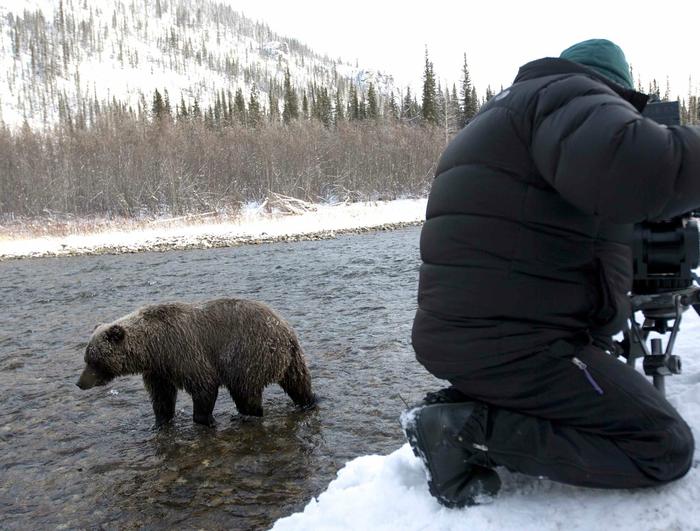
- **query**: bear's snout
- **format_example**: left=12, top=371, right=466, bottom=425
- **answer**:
left=77, top=366, right=103, bottom=390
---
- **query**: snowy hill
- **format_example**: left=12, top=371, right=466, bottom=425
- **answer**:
left=273, top=317, right=700, bottom=530
left=0, top=0, right=396, bottom=129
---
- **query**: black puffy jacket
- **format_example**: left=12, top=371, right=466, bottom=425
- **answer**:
left=412, top=57, right=700, bottom=378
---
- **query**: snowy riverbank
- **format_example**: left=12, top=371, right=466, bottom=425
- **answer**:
left=0, top=198, right=427, bottom=260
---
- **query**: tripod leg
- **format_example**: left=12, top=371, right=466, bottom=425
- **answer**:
left=653, top=375, right=666, bottom=395
left=650, top=337, right=666, bottom=396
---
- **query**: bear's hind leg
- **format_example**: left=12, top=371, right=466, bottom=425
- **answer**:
left=228, top=386, right=264, bottom=417
left=189, top=386, right=218, bottom=427
left=279, top=361, right=316, bottom=410
left=143, top=373, right=178, bottom=427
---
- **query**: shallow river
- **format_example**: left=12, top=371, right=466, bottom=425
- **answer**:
left=0, top=226, right=443, bottom=530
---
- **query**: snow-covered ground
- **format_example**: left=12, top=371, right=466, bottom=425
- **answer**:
left=273, top=320, right=700, bottom=531
left=0, top=198, right=427, bottom=260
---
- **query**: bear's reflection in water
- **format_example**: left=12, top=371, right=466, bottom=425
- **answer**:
left=103, top=405, right=324, bottom=529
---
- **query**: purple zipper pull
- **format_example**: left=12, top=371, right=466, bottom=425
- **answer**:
left=572, top=357, right=604, bottom=395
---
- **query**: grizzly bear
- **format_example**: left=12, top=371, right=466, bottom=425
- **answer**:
left=76, top=298, right=316, bottom=426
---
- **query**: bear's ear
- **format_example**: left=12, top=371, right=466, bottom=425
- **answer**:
left=105, top=324, right=126, bottom=343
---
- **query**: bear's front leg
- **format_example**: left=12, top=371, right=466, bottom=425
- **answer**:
left=189, top=386, right=218, bottom=427
left=143, top=373, right=177, bottom=428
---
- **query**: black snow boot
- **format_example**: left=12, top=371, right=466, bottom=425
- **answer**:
left=400, top=401, right=501, bottom=508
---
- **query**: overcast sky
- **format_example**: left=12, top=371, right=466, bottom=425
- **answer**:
left=229, top=0, right=699, bottom=98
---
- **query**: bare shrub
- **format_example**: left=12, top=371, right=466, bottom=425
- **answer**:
left=0, top=116, right=445, bottom=219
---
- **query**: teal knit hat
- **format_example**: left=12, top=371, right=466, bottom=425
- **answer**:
left=560, top=39, right=633, bottom=89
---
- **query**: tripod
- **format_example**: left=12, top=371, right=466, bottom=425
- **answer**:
left=618, top=285, right=700, bottom=396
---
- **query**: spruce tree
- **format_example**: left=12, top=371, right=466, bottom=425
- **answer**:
left=282, top=68, right=299, bottom=124
left=213, top=91, right=221, bottom=125
left=686, top=96, right=695, bottom=124
left=317, top=87, right=332, bottom=127
left=402, top=87, right=417, bottom=122
left=310, top=83, right=320, bottom=121
left=302, top=92, right=309, bottom=119
left=367, top=82, right=379, bottom=120
left=387, top=91, right=399, bottom=121
left=234, top=88, right=246, bottom=125
left=359, top=94, right=367, bottom=120
left=334, top=89, right=345, bottom=124
left=451, top=84, right=459, bottom=109
left=649, top=79, right=660, bottom=100
left=436, top=81, right=446, bottom=127
left=349, top=84, right=360, bottom=120
left=421, top=48, right=438, bottom=125
left=179, top=95, right=188, bottom=120
left=460, top=53, right=478, bottom=125
left=152, top=89, right=165, bottom=121
left=248, top=85, right=262, bottom=126
left=220, top=89, right=229, bottom=123
left=268, top=88, right=279, bottom=124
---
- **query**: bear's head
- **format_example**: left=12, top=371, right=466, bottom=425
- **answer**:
left=76, top=323, right=128, bottom=390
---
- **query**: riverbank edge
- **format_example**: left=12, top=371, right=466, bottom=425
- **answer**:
left=0, top=220, right=424, bottom=261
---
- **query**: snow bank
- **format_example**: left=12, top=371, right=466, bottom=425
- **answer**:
left=0, top=199, right=427, bottom=260
left=273, top=443, right=698, bottom=531
left=273, top=317, right=700, bottom=531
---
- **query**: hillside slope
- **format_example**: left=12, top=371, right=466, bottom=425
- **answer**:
left=0, top=0, right=395, bottom=129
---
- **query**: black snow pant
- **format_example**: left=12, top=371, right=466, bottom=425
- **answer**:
left=445, top=338, right=695, bottom=488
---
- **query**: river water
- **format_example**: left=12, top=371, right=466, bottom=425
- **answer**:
left=0, top=226, right=444, bottom=530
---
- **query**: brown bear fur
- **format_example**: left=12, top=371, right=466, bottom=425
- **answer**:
left=77, top=298, right=316, bottom=426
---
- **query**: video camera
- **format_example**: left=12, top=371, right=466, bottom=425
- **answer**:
left=616, top=99, right=700, bottom=396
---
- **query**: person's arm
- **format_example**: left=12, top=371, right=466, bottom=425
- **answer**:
left=653, top=125, right=700, bottom=218
left=530, top=77, right=700, bottom=222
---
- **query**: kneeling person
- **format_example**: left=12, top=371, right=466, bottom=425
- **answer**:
left=403, top=38, right=697, bottom=507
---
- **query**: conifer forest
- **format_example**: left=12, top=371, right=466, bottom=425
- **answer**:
left=1, top=0, right=698, bottom=221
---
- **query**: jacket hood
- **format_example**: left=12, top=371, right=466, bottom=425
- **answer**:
left=560, top=38, right=634, bottom=89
